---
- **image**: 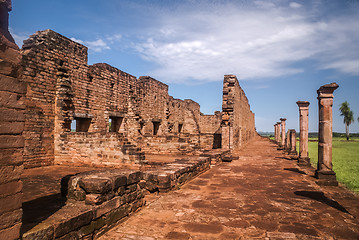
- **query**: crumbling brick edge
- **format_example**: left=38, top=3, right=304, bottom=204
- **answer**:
left=22, top=151, right=229, bottom=239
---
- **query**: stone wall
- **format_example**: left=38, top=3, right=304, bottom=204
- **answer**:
left=21, top=29, right=222, bottom=168
left=221, top=75, right=256, bottom=151
left=0, top=1, right=24, bottom=239
left=21, top=29, right=88, bottom=168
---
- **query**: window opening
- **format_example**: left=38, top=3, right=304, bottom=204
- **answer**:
left=75, top=117, right=91, bottom=132
left=109, top=116, right=123, bottom=133
left=178, top=123, right=183, bottom=133
left=152, top=121, right=160, bottom=135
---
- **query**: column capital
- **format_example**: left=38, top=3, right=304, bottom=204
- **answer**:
left=280, top=118, right=286, bottom=122
left=317, top=83, right=339, bottom=98
left=296, top=101, right=310, bottom=108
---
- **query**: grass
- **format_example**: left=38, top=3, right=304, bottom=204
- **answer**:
left=299, top=137, right=359, bottom=194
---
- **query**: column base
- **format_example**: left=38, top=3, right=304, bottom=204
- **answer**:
left=297, top=157, right=310, bottom=167
left=288, top=150, right=297, bottom=155
left=315, top=170, right=338, bottom=186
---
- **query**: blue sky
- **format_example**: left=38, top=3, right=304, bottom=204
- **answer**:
left=10, top=0, right=359, bottom=133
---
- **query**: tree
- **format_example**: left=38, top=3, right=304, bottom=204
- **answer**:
left=339, top=101, right=354, bottom=141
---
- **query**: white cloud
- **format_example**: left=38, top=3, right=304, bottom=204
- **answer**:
left=70, top=37, right=84, bottom=45
left=131, top=0, right=359, bottom=84
left=71, top=37, right=111, bottom=52
left=9, top=28, right=28, bottom=47
left=289, top=2, right=302, bottom=8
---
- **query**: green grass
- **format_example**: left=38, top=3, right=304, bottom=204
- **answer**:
left=298, top=137, right=359, bottom=194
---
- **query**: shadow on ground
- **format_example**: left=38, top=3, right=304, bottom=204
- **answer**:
left=294, top=191, right=350, bottom=214
left=284, top=168, right=306, bottom=175
left=21, top=193, right=66, bottom=234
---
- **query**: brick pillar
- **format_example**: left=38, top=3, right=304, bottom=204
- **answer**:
left=279, top=118, right=286, bottom=149
left=0, top=1, right=25, bottom=239
left=289, top=129, right=297, bottom=155
left=315, top=83, right=339, bottom=186
left=296, top=101, right=310, bottom=166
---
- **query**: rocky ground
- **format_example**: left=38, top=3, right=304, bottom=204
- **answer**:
left=99, top=137, right=359, bottom=239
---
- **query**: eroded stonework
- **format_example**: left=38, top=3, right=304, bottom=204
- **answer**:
left=20, top=30, right=255, bottom=169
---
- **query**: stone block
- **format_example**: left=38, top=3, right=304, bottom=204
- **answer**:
left=0, top=90, right=25, bottom=109
left=127, top=171, right=142, bottom=184
left=112, top=174, right=127, bottom=189
left=54, top=210, right=93, bottom=238
left=0, top=222, right=21, bottom=240
left=0, top=209, right=22, bottom=231
left=0, top=180, right=22, bottom=198
left=94, top=197, right=120, bottom=218
left=0, top=75, right=26, bottom=93
left=0, top=148, right=23, bottom=166
left=0, top=121, right=24, bottom=134
left=85, top=194, right=106, bottom=205
left=106, top=204, right=129, bottom=225
left=0, top=165, right=23, bottom=184
left=0, top=192, right=22, bottom=215
left=79, top=177, right=112, bottom=194
left=57, top=231, right=79, bottom=240
left=22, top=222, right=54, bottom=240
left=78, top=217, right=105, bottom=238
left=0, top=135, right=24, bottom=149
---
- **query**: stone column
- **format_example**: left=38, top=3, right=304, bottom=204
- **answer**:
left=274, top=123, right=278, bottom=143
left=276, top=122, right=281, bottom=144
left=296, top=101, right=310, bottom=165
left=285, top=130, right=290, bottom=151
left=289, top=129, right=297, bottom=155
left=0, top=1, right=24, bottom=239
left=315, top=83, right=339, bottom=186
left=279, top=118, right=286, bottom=149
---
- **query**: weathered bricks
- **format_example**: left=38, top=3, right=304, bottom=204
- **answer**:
left=20, top=29, right=223, bottom=169
left=0, top=1, right=24, bottom=239
left=221, top=75, right=256, bottom=151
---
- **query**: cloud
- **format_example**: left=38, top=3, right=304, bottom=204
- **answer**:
left=9, top=28, right=28, bottom=47
left=71, top=35, right=121, bottom=52
left=131, top=0, right=359, bottom=84
left=289, top=2, right=302, bottom=8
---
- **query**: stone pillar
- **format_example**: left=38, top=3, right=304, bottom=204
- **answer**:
left=273, top=123, right=277, bottom=142
left=285, top=130, right=290, bottom=151
left=275, top=122, right=281, bottom=144
left=296, top=101, right=310, bottom=165
left=289, top=129, right=297, bottom=155
left=0, top=1, right=25, bottom=239
left=315, top=83, right=339, bottom=186
left=279, top=118, right=286, bottom=149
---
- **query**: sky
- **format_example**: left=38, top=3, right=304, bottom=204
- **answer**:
left=10, top=0, right=359, bottom=133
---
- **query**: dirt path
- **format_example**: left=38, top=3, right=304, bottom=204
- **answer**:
left=100, top=137, right=359, bottom=239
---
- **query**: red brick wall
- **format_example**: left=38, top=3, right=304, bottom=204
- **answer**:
left=21, top=29, right=223, bottom=168
left=0, top=1, right=24, bottom=239
left=221, top=75, right=256, bottom=151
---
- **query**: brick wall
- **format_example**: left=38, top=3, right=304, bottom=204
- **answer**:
left=21, top=29, right=88, bottom=168
left=221, top=75, right=256, bottom=151
left=21, top=29, right=223, bottom=168
left=0, top=1, right=24, bottom=239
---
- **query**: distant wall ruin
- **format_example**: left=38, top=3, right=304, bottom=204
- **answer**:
left=21, top=30, right=226, bottom=169
left=221, top=75, right=256, bottom=151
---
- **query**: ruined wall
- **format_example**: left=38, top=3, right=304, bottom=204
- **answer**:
left=21, top=29, right=88, bottom=168
left=0, top=1, right=24, bottom=239
left=21, top=29, right=222, bottom=168
left=221, top=75, right=255, bottom=151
